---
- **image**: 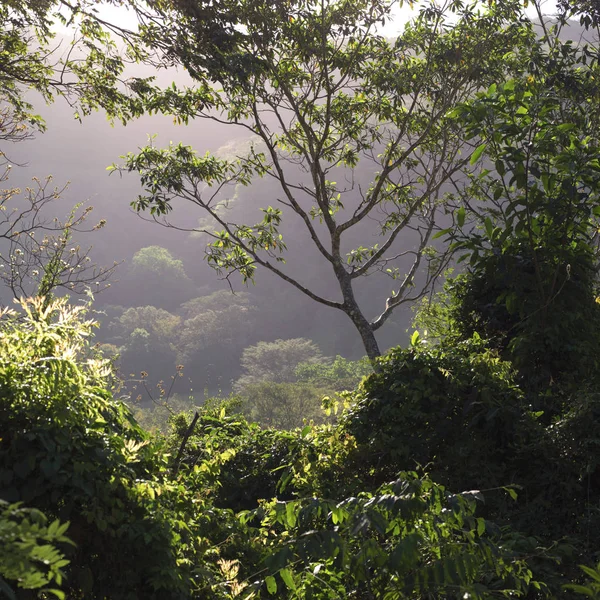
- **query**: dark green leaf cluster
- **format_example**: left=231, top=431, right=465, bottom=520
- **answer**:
left=0, top=500, right=72, bottom=599
left=0, top=298, right=193, bottom=599
left=249, top=473, right=537, bottom=599
left=342, top=336, right=531, bottom=490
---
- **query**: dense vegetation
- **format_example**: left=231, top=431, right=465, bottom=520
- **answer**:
left=2, top=0, right=600, bottom=598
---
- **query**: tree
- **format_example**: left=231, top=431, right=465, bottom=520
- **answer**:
left=0, top=0, right=149, bottom=139
left=115, top=0, right=535, bottom=360
left=0, top=167, right=115, bottom=303
left=131, top=245, right=189, bottom=278
left=124, top=245, right=197, bottom=309
left=241, top=381, right=327, bottom=429
left=443, top=15, right=600, bottom=398
left=234, top=337, right=324, bottom=390
left=177, top=291, right=257, bottom=392
left=112, top=305, right=180, bottom=383
left=557, top=0, right=600, bottom=28
left=0, top=0, right=134, bottom=303
left=295, top=354, right=372, bottom=390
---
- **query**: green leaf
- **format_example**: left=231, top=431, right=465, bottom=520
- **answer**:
left=580, top=565, right=600, bottom=583
left=47, top=519, right=61, bottom=536
left=503, top=487, right=518, bottom=501
left=286, top=502, right=296, bottom=528
left=563, top=584, right=596, bottom=597
left=556, top=123, right=575, bottom=133
left=331, top=506, right=340, bottom=524
left=470, top=143, right=487, bottom=165
left=265, top=575, right=277, bottom=595
left=410, top=331, right=420, bottom=346
left=484, top=217, right=493, bottom=238
left=457, top=207, right=466, bottom=227
left=280, top=568, right=296, bottom=591
left=476, top=517, right=485, bottom=536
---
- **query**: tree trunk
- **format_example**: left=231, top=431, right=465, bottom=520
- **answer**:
left=335, top=264, right=382, bottom=363
left=344, top=305, right=381, bottom=363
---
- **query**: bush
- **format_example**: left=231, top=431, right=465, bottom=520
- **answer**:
left=0, top=298, right=190, bottom=599
left=295, top=355, right=372, bottom=391
left=241, top=381, right=329, bottom=429
left=341, top=335, right=536, bottom=491
left=0, top=298, right=547, bottom=599
left=448, top=245, right=600, bottom=404
left=0, top=501, right=72, bottom=599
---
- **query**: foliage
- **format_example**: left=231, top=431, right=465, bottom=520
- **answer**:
left=0, top=0, right=60, bottom=143
left=105, top=290, right=260, bottom=395
left=163, top=400, right=540, bottom=598
left=338, top=330, right=600, bottom=590
left=168, top=394, right=366, bottom=504
left=0, top=0, right=147, bottom=147
left=116, top=305, right=181, bottom=345
left=0, top=294, right=562, bottom=599
left=132, top=245, right=189, bottom=279
left=341, top=335, right=536, bottom=490
left=295, top=355, right=373, bottom=391
left=180, top=290, right=254, bottom=316
left=115, top=0, right=536, bottom=359
left=240, top=381, right=329, bottom=430
left=340, top=26, right=600, bottom=581
left=0, top=501, right=72, bottom=600
left=0, top=0, right=122, bottom=305
left=410, top=286, right=458, bottom=343
left=0, top=166, right=115, bottom=304
left=177, top=291, right=257, bottom=392
left=3, top=2, right=600, bottom=599
left=0, top=297, right=193, bottom=599
left=558, top=0, right=600, bottom=28
left=121, top=245, right=197, bottom=309
left=565, top=564, right=600, bottom=599
left=242, top=473, right=541, bottom=599
left=430, top=23, right=600, bottom=405
left=130, top=391, right=199, bottom=434
left=234, top=338, right=324, bottom=390
left=112, top=305, right=180, bottom=384
left=168, top=402, right=308, bottom=512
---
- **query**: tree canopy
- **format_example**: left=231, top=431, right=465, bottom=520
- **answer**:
left=114, top=0, right=536, bottom=359
left=3, top=1, right=600, bottom=598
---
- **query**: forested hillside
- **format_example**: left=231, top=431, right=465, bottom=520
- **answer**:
left=2, top=0, right=600, bottom=598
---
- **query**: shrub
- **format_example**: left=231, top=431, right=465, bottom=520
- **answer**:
left=241, top=381, right=329, bottom=429
left=341, top=335, right=535, bottom=491
left=0, top=501, right=72, bottom=599
left=0, top=298, right=189, bottom=599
